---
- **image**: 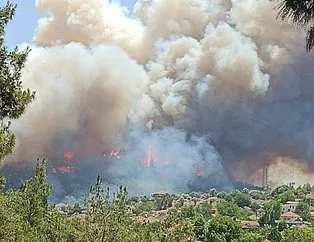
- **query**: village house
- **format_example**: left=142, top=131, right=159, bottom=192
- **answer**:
left=278, top=211, right=311, bottom=227
left=282, top=201, right=299, bottom=213
left=280, top=211, right=300, bottom=221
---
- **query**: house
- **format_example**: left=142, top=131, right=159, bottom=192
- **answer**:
left=280, top=211, right=300, bottom=221
left=282, top=201, right=299, bottom=213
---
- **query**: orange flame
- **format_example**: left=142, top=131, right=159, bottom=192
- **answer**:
left=138, top=145, right=169, bottom=168
left=64, top=151, right=74, bottom=161
left=110, top=150, right=121, bottom=159
left=52, top=166, right=75, bottom=174
left=50, top=150, right=75, bottom=174
left=145, top=145, right=157, bottom=167
left=103, top=149, right=121, bottom=159
left=196, top=170, right=205, bottom=177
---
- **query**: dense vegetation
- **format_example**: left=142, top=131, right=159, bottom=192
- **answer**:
left=2, top=161, right=314, bottom=241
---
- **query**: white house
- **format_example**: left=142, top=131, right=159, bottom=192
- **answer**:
left=282, top=201, right=299, bottom=213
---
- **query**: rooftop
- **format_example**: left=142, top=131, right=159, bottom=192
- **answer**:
left=281, top=212, right=300, bottom=218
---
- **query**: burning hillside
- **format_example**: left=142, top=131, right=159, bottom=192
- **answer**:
left=2, top=0, right=314, bottom=200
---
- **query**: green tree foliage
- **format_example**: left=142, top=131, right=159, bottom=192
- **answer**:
left=282, top=227, right=314, bottom=242
left=0, top=160, right=71, bottom=241
left=267, top=228, right=282, bottom=242
left=205, top=216, right=241, bottom=242
left=209, top=188, right=217, bottom=197
left=217, top=191, right=227, bottom=199
left=295, top=201, right=311, bottom=221
left=3, top=163, right=314, bottom=241
left=249, top=190, right=265, bottom=200
left=155, top=193, right=174, bottom=210
left=230, top=190, right=252, bottom=208
left=217, top=200, right=252, bottom=220
left=278, top=220, right=287, bottom=232
left=239, top=231, right=263, bottom=242
left=250, top=201, right=260, bottom=218
left=259, top=200, right=282, bottom=227
left=172, top=202, right=212, bottom=222
left=303, top=183, right=312, bottom=192
left=271, top=185, right=291, bottom=197
left=194, top=215, right=206, bottom=241
left=277, top=190, right=296, bottom=203
left=274, top=0, right=314, bottom=52
left=0, top=1, right=35, bottom=162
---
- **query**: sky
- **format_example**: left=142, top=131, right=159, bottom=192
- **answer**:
left=4, top=0, right=137, bottom=48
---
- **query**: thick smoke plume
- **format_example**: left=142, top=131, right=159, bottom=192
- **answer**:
left=2, top=0, right=314, bottom=199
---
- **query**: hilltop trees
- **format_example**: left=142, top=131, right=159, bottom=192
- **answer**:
left=0, top=1, right=35, bottom=162
left=259, top=200, right=282, bottom=227
left=205, top=216, right=241, bottom=242
left=295, top=201, right=311, bottom=221
left=274, top=0, right=314, bottom=51
left=3, top=161, right=314, bottom=241
left=0, top=160, right=71, bottom=241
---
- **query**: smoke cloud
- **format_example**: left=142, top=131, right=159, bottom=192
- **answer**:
left=2, top=0, right=314, bottom=199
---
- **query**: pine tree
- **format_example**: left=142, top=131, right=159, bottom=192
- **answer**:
left=274, top=0, right=314, bottom=51
left=0, top=1, right=35, bottom=162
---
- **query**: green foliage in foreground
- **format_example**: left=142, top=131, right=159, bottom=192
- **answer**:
left=2, top=160, right=314, bottom=241
left=0, top=2, right=35, bottom=163
left=0, top=161, right=196, bottom=242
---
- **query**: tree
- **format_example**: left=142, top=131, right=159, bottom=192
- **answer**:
left=268, top=228, right=282, bottom=242
left=194, top=215, right=206, bottom=241
left=205, top=216, right=241, bottom=242
left=259, top=201, right=282, bottom=227
left=217, top=200, right=251, bottom=220
left=0, top=160, right=73, bottom=241
left=239, top=232, right=263, bottom=242
left=282, top=227, right=314, bottom=242
left=251, top=201, right=260, bottom=218
left=278, top=220, right=287, bottom=232
left=273, top=0, right=314, bottom=52
left=0, top=1, right=35, bottom=162
left=277, top=190, right=296, bottom=203
left=303, top=183, right=312, bottom=192
left=295, top=201, right=311, bottom=221
left=209, top=188, right=217, bottom=197
left=217, top=191, right=227, bottom=199
left=242, top=188, right=249, bottom=194
left=230, top=190, right=252, bottom=208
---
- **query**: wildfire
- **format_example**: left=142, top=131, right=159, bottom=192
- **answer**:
left=64, top=151, right=74, bottom=161
left=103, top=149, right=121, bottom=159
left=194, top=164, right=207, bottom=178
left=50, top=150, right=75, bottom=175
left=138, top=145, right=169, bottom=168
left=52, top=166, right=74, bottom=174
left=196, top=170, right=205, bottom=177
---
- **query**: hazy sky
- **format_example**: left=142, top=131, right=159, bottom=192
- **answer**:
left=4, top=0, right=137, bottom=48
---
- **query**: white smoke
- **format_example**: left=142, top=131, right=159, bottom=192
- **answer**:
left=3, top=0, right=314, bottom=197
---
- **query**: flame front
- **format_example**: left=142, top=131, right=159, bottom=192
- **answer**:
left=136, top=145, right=170, bottom=168
left=50, top=151, right=75, bottom=174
